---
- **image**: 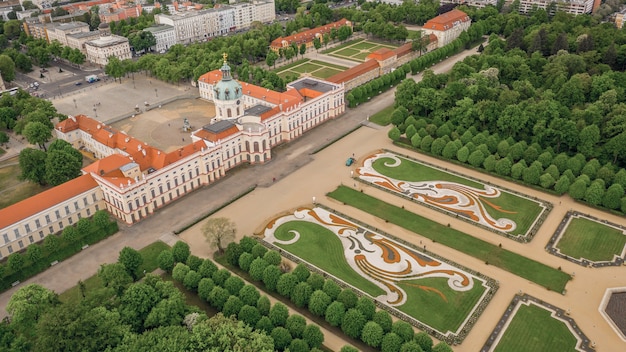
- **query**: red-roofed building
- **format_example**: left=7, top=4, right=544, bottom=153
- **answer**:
left=270, top=19, right=353, bottom=52
left=0, top=174, right=103, bottom=259
left=421, top=9, right=471, bottom=48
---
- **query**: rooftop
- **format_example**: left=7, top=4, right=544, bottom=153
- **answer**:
left=245, top=104, right=273, bottom=117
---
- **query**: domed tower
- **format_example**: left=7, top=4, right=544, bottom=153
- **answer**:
left=213, top=53, right=243, bottom=121
left=98, top=22, right=111, bottom=37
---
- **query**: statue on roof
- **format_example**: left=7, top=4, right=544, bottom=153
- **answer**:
left=222, top=52, right=228, bottom=63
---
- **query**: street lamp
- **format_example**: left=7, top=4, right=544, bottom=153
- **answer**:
left=73, top=98, right=77, bottom=108
left=155, top=88, right=158, bottom=97
left=93, top=106, right=97, bottom=117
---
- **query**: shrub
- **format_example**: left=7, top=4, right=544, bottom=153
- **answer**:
left=157, top=250, right=175, bottom=272
left=432, top=341, right=453, bottom=352
left=249, top=258, right=269, bottom=281
left=381, top=332, right=403, bottom=352
left=186, top=255, right=203, bottom=271
left=223, top=276, right=245, bottom=296
left=198, top=258, right=218, bottom=278
left=43, top=234, right=60, bottom=253
left=211, top=268, right=231, bottom=286
left=361, top=321, right=384, bottom=348
left=322, top=280, right=341, bottom=300
left=263, top=250, right=282, bottom=266
left=336, top=289, right=358, bottom=309
left=356, top=296, right=376, bottom=320
left=340, top=346, right=359, bottom=352
left=289, top=339, right=309, bottom=352
left=238, top=252, right=254, bottom=272
left=239, top=237, right=257, bottom=253
left=341, top=308, right=366, bottom=339
left=197, top=278, right=215, bottom=301
left=392, top=321, right=414, bottom=342
left=256, top=316, right=274, bottom=334
left=208, top=286, right=230, bottom=310
left=303, top=324, right=324, bottom=348
left=292, top=263, right=310, bottom=282
left=286, top=314, right=307, bottom=338
left=251, top=243, right=268, bottom=258
left=183, top=270, right=202, bottom=291
left=238, top=305, right=261, bottom=327
left=325, top=301, right=346, bottom=327
left=257, top=295, right=271, bottom=316
left=276, top=273, right=298, bottom=297
left=172, top=263, right=190, bottom=282
left=414, top=331, right=433, bottom=351
left=290, top=282, right=313, bottom=308
left=262, top=265, right=283, bottom=291
left=400, top=340, right=424, bottom=352
left=373, top=310, right=393, bottom=333
left=26, top=244, right=42, bottom=263
left=61, top=226, right=78, bottom=244
left=222, top=295, right=244, bottom=318
left=269, top=302, right=289, bottom=327
left=271, top=327, right=292, bottom=351
left=225, top=242, right=243, bottom=267
left=306, top=273, right=325, bottom=290
left=308, top=290, right=332, bottom=317
left=239, top=284, right=260, bottom=306
left=172, top=241, right=190, bottom=263
left=8, top=253, right=24, bottom=272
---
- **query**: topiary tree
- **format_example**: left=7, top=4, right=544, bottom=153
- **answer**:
left=249, top=257, right=269, bottom=281
left=43, top=234, right=60, bottom=253
left=414, top=331, right=433, bottom=351
left=554, top=174, right=571, bottom=194
left=262, top=265, right=283, bottom=291
left=495, top=157, right=512, bottom=176
left=289, top=338, right=309, bottom=352
left=286, top=314, right=307, bottom=338
left=308, top=290, right=332, bottom=317
left=256, top=316, right=274, bottom=334
left=269, top=302, right=289, bottom=327
left=584, top=180, right=606, bottom=206
left=340, top=346, right=359, bottom=352
left=361, top=321, right=384, bottom=348
left=522, top=164, right=541, bottom=185
left=325, top=301, right=346, bottom=327
left=290, top=282, right=313, bottom=308
left=198, top=258, right=218, bottom=278
left=225, top=242, right=243, bottom=267
left=356, top=296, right=376, bottom=321
left=211, top=268, right=231, bottom=286
left=468, top=150, right=485, bottom=168
left=172, top=241, right=190, bottom=263
left=239, top=236, right=257, bottom=253
left=238, top=305, right=261, bottom=327
left=303, top=324, right=324, bottom=349
left=392, top=320, right=414, bottom=342
left=442, top=141, right=459, bottom=159
left=341, top=308, right=366, bottom=339
left=568, top=179, right=587, bottom=200
left=373, top=310, right=393, bottom=333
left=603, top=184, right=625, bottom=210
left=539, top=173, right=556, bottom=189
left=224, top=276, right=245, bottom=296
left=239, top=284, right=260, bottom=306
left=336, top=289, right=358, bottom=309
left=432, top=341, right=453, bottom=352
left=172, top=263, right=190, bottom=282
left=197, top=278, right=215, bottom=301
left=400, top=340, right=425, bottom=352
left=238, top=252, right=254, bottom=272
left=381, top=332, right=404, bottom=352
left=183, top=270, right=202, bottom=291
left=222, top=295, right=244, bottom=318
left=185, top=254, right=202, bottom=271
left=322, top=280, right=341, bottom=300
left=306, top=273, right=325, bottom=291
left=251, top=243, right=268, bottom=258
left=271, top=327, right=292, bottom=351
left=292, top=263, right=310, bottom=282
left=388, top=127, right=401, bottom=141
left=263, top=250, right=282, bottom=266
left=277, top=273, right=298, bottom=297
left=257, top=295, right=271, bottom=316
left=208, top=286, right=230, bottom=310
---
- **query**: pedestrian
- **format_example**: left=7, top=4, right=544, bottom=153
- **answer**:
left=273, top=177, right=276, bottom=182
left=182, top=138, right=185, bottom=142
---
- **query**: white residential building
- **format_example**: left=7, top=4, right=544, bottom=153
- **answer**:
left=85, top=23, right=131, bottom=65
left=46, top=21, right=91, bottom=47
left=421, top=9, right=471, bottom=48
left=143, top=24, right=176, bottom=52
left=519, top=0, right=600, bottom=15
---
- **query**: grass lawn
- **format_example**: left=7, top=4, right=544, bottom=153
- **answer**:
left=274, top=59, right=309, bottom=73
left=0, top=157, right=51, bottom=209
left=557, top=217, right=626, bottom=261
left=334, top=48, right=360, bottom=57
left=494, top=303, right=578, bottom=352
left=322, top=39, right=363, bottom=54
left=311, top=60, right=347, bottom=70
left=327, top=186, right=571, bottom=292
left=353, top=52, right=369, bottom=61
left=370, top=155, right=543, bottom=237
left=59, top=241, right=171, bottom=304
left=352, top=42, right=377, bottom=50
left=273, top=221, right=385, bottom=297
left=314, top=67, right=343, bottom=79
left=272, top=219, right=486, bottom=334
left=369, top=105, right=395, bottom=126
left=291, top=62, right=323, bottom=73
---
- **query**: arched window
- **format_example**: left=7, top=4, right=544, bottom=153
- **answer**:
left=227, top=109, right=232, bottom=118
left=254, top=142, right=259, bottom=152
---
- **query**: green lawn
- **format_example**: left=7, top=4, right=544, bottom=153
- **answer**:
left=274, top=221, right=385, bottom=297
left=292, top=62, right=323, bottom=73
left=59, top=241, right=171, bottom=304
left=369, top=105, right=395, bottom=126
left=353, top=52, right=369, bottom=61
left=494, top=303, right=578, bottom=352
left=311, top=60, right=348, bottom=70
left=0, top=157, right=51, bottom=209
left=274, top=59, right=309, bottom=72
left=272, top=219, right=486, bottom=334
left=321, top=39, right=364, bottom=54
left=557, top=217, right=626, bottom=261
left=370, top=155, right=544, bottom=237
left=327, top=186, right=571, bottom=292
left=314, top=67, right=343, bottom=79
left=352, top=42, right=377, bottom=50
left=334, top=48, right=360, bottom=57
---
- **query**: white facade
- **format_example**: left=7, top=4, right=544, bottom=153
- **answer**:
left=439, top=0, right=497, bottom=8
left=46, top=21, right=91, bottom=47
left=144, top=24, right=176, bottom=52
left=519, top=0, right=597, bottom=15
left=421, top=9, right=472, bottom=48
left=85, top=33, right=132, bottom=65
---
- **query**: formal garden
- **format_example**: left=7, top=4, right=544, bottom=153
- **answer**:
left=357, top=151, right=548, bottom=240
left=328, top=186, right=571, bottom=293
left=261, top=207, right=495, bottom=339
left=322, top=39, right=400, bottom=62
left=554, top=214, right=626, bottom=263
left=274, top=59, right=348, bottom=80
left=483, top=294, right=593, bottom=352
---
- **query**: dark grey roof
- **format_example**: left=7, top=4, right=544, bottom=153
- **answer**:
left=290, top=78, right=336, bottom=94
left=203, top=119, right=235, bottom=133
left=245, top=104, right=273, bottom=116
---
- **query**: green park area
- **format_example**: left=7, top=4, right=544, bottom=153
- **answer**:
left=369, top=105, right=394, bottom=126
left=275, top=59, right=347, bottom=80
left=323, top=38, right=399, bottom=62
left=493, top=303, right=578, bottom=352
left=0, top=156, right=50, bottom=208
left=327, top=186, right=571, bottom=292
left=272, top=219, right=488, bottom=334
left=556, top=217, right=626, bottom=262
left=369, top=154, right=545, bottom=237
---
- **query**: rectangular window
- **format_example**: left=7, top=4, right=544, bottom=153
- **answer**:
left=74, top=201, right=79, bottom=211
left=25, top=224, right=31, bottom=233
left=28, top=236, right=34, bottom=244
left=65, top=206, right=70, bottom=215
left=55, top=210, right=61, bottom=219
left=18, top=240, right=24, bottom=249
left=77, top=213, right=82, bottom=219
left=83, top=197, right=88, bottom=206
left=68, top=217, right=73, bottom=225
left=95, top=205, right=99, bottom=211
left=2, top=234, right=8, bottom=244
left=44, top=216, right=49, bottom=224
left=8, top=245, right=13, bottom=254
left=39, top=231, right=44, bottom=239
left=13, top=229, right=19, bottom=237
left=86, top=208, right=91, bottom=216
left=92, top=193, right=97, bottom=202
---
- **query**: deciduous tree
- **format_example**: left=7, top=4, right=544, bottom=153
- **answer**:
left=202, top=217, right=236, bottom=254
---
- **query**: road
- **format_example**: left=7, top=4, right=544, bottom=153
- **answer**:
left=0, top=47, right=480, bottom=350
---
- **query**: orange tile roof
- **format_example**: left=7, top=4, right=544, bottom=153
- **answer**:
left=83, top=154, right=133, bottom=176
left=423, top=9, right=470, bottom=32
left=327, top=60, right=380, bottom=84
left=393, top=42, right=413, bottom=58
left=367, top=48, right=395, bottom=61
left=270, top=19, right=351, bottom=49
left=0, top=174, right=98, bottom=230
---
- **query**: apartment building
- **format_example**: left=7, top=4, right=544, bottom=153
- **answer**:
left=46, top=21, right=91, bottom=47
left=519, top=0, right=601, bottom=15
left=421, top=9, right=471, bottom=48
left=143, top=24, right=177, bottom=52
left=85, top=23, right=131, bottom=65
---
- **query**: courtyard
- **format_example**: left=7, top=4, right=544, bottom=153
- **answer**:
left=274, top=59, right=348, bottom=80
left=323, top=38, right=400, bottom=62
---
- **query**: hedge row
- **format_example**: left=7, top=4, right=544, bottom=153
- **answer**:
left=0, top=210, right=118, bottom=292
left=222, top=237, right=454, bottom=352
left=160, top=241, right=325, bottom=352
